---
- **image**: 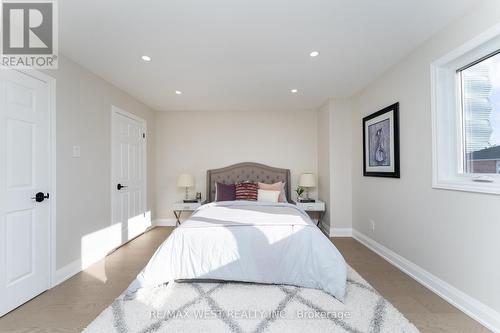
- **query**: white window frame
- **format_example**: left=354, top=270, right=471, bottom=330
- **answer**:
left=431, top=24, right=500, bottom=195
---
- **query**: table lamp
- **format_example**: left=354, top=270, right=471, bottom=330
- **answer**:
left=177, top=174, right=195, bottom=203
left=298, top=173, right=316, bottom=202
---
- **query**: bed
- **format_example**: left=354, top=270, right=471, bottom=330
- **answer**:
left=128, top=163, right=347, bottom=302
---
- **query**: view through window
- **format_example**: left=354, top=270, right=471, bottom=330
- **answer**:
left=460, top=51, right=500, bottom=174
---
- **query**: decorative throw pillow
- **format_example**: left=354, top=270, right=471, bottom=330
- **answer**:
left=235, top=182, right=258, bottom=201
left=215, top=182, right=236, bottom=201
left=257, top=189, right=281, bottom=203
left=258, top=181, right=287, bottom=202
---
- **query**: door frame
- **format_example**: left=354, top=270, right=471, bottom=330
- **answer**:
left=110, top=105, right=147, bottom=244
left=7, top=68, right=57, bottom=288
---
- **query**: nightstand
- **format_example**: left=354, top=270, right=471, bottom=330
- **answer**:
left=293, top=200, right=326, bottom=227
left=172, top=201, right=202, bottom=225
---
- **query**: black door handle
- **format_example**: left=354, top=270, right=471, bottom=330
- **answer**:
left=31, top=192, right=49, bottom=202
left=117, top=183, right=128, bottom=190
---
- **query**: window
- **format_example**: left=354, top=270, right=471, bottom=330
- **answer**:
left=431, top=27, right=500, bottom=195
left=459, top=51, right=500, bottom=174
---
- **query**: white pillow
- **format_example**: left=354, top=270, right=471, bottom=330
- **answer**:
left=257, top=189, right=281, bottom=203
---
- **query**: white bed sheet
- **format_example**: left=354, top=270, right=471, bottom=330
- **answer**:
left=129, top=201, right=347, bottom=301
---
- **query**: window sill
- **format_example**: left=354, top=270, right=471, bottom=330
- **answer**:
left=433, top=179, right=500, bottom=195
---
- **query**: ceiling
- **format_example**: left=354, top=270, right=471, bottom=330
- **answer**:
left=60, top=0, right=476, bottom=112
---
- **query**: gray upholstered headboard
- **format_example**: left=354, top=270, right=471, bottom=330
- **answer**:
left=206, top=162, right=292, bottom=203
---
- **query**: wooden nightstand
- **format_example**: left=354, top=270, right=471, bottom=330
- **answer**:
left=293, top=200, right=326, bottom=227
left=172, top=201, right=202, bottom=225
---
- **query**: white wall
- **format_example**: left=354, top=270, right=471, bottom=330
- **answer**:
left=317, top=99, right=353, bottom=234
left=317, top=102, right=331, bottom=231
left=329, top=99, right=353, bottom=232
left=43, top=55, right=157, bottom=270
left=155, top=110, right=317, bottom=220
left=351, top=0, right=500, bottom=319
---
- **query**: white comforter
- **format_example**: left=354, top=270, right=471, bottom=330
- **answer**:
left=129, top=201, right=347, bottom=301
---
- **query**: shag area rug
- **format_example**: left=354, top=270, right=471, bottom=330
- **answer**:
left=83, top=266, right=419, bottom=333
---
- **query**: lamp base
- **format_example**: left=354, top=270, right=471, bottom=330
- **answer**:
left=183, top=199, right=198, bottom=203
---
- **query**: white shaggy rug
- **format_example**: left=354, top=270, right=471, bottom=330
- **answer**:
left=83, top=266, right=419, bottom=333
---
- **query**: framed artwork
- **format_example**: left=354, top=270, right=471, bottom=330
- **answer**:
left=363, top=102, right=400, bottom=178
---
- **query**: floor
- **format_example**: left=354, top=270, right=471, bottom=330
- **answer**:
left=0, top=227, right=490, bottom=333
left=334, top=238, right=490, bottom=333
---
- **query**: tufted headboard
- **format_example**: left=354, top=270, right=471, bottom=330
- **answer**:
left=206, top=162, right=292, bottom=203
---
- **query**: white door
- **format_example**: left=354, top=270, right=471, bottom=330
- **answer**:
left=111, top=107, right=147, bottom=247
left=0, top=70, right=51, bottom=316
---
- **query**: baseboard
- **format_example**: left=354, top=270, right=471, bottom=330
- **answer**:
left=352, top=229, right=500, bottom=333
left=53, top=226, right=154, bottom=288
left=154, top=218, right=177, bottom=226
left=53, top=259, right=82, bottom=286
left=53, top=251, right=110, bottom=287
left=330, top=227, right=352, bottom=237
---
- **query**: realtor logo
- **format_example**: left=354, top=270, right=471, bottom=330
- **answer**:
left=1, top=0, right=58, bottom=68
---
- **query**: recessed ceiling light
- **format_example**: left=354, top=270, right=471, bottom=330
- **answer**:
left=141, top=55, right=152, bottom=62
left=290, top=89, right=298, bottom=93
left=309, top=51, right=320, bottom=57
left=175, top=90, right=182, bottom=95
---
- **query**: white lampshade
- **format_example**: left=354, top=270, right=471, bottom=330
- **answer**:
left=298, top=173, right=316, bottom=187
left=177, top=174, right=194, bottom=188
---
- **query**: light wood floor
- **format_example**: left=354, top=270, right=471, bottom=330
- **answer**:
left=0, top=227, right=489, bottom=333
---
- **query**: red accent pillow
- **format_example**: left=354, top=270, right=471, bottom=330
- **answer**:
left=235, top=182, right=258, bottom=201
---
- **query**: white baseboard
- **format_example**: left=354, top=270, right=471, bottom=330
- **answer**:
left=53, top=226, right=154, bottom=288
left=330, top=228, right=352, bottom=237
left=53, top=250, right=111, bottom=287
left=53, top=259, right=82, bottom=286
left=352, top=229, right=500, bottom=333
left=154, top=218, right=177, bottom=226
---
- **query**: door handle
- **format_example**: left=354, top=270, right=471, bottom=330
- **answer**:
left=31, top=192, right=49, bottom=202
left=117, top=183, right=128, bottom=190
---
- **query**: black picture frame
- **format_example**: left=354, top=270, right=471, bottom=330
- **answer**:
left=362, top=102, right=400, bottom=178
